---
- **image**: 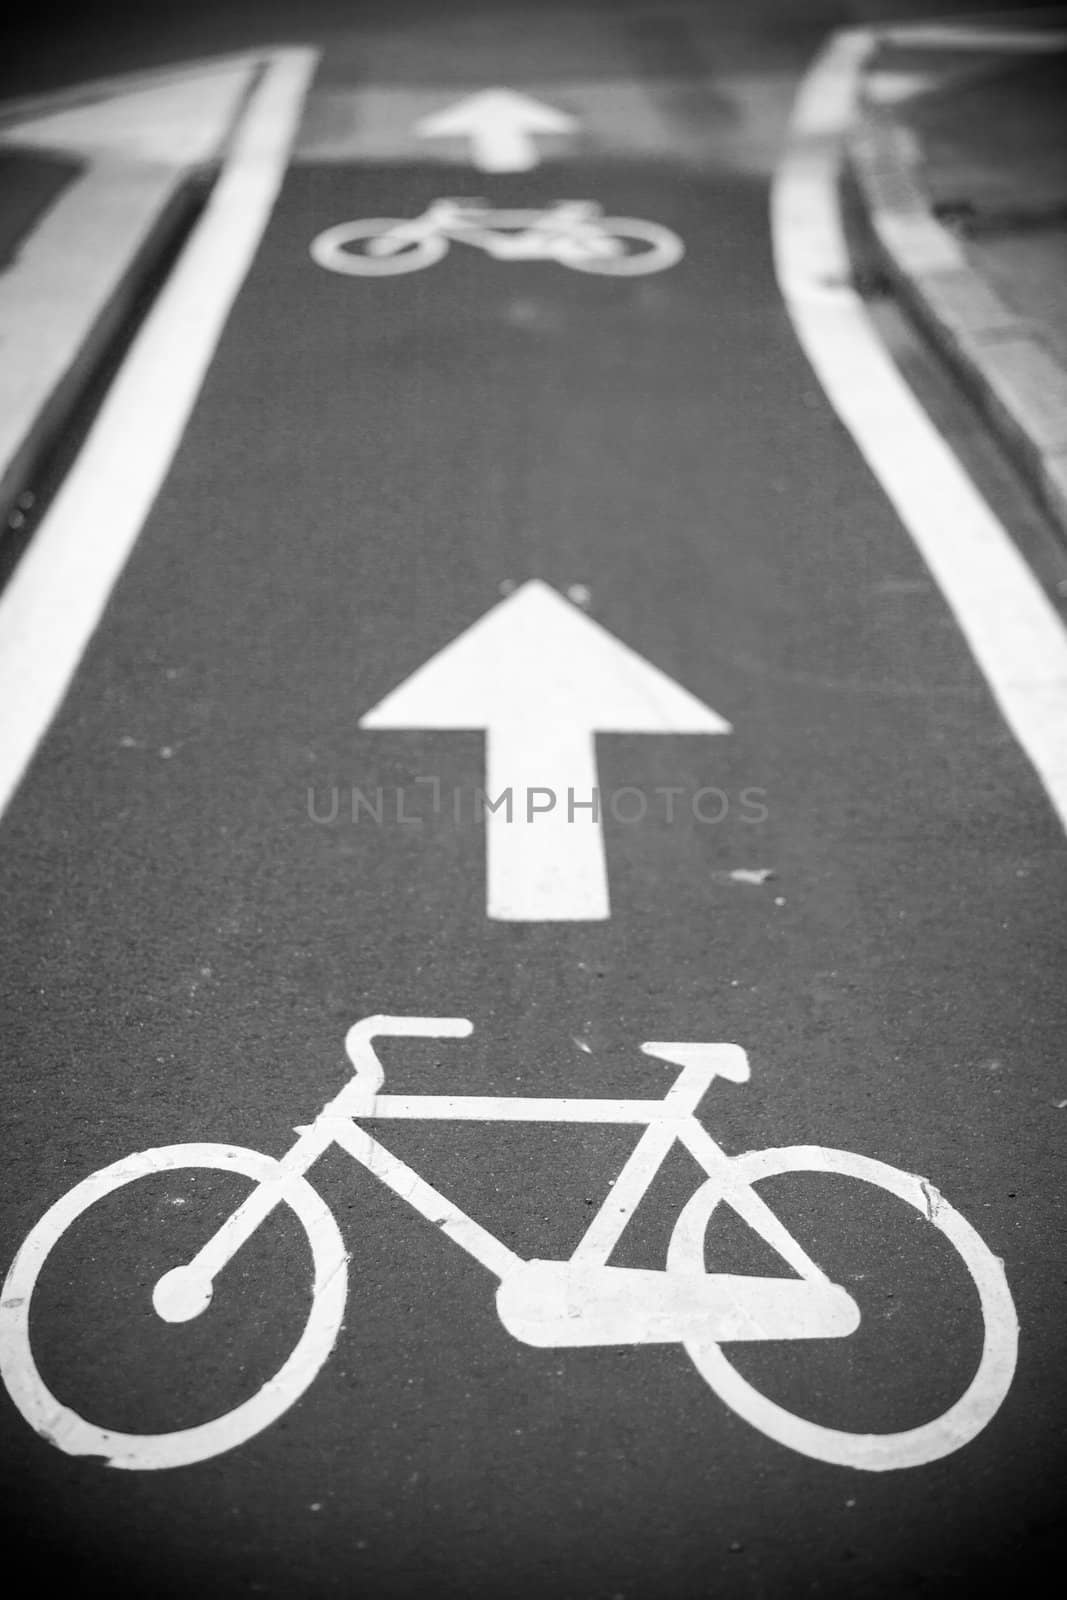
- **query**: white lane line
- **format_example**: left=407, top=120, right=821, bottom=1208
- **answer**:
left=881, top=23, right=1067, bottom=52
left=772, top=27, right=1067, bottom=834
left=0, top=47, right=318, bottom=823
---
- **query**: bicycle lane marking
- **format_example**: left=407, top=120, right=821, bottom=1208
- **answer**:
left=0, top=46, right=318, bottom=823
left=773, top=27, right=1067, bottom=833
left=0, top=1018, right=1017, bottom=1471
left=0, top=106, right=1060, bottom=1573
left=308, top=199, right=685, bottom=278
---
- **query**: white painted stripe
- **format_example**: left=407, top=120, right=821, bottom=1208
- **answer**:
left=0, top=48, right=318, bottom=822
left=772, top=28, right=1067, bottom=833
left=881, top=23, right=1067, bottom=51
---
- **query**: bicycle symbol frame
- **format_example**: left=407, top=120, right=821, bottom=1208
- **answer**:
left=0, top=1016, right=1018, bottom=1473
left=309, top=199, right=685, bottom=277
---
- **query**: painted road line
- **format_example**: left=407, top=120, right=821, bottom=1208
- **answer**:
left=0, top=47, right=318, bottom=824
left=0, top=58, right=261, bottom=523
left=360, top=580, right=730, bottom=921
left=881, top=23, right=1067, bottom=52
left=414, top=88, right=577, bottom=172
left=772, top=27, right=1067, bottom=834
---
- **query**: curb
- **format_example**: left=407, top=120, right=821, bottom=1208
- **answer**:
left=0, top=174, right=202, bottom=533
left=0, top=54, right=267, bottom=540
left=848, top=104, right=1067, bottom=541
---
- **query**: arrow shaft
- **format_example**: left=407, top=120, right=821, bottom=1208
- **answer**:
left=485, top=723, right=609, bottom=921
left=469, top=123, right=536, bottom=173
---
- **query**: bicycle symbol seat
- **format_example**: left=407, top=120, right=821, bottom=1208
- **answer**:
left=0, top=1015, right=1018, bottom=1473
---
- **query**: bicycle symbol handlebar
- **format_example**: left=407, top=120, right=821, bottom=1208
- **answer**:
left=344, top=1014, right=473, bottom=1098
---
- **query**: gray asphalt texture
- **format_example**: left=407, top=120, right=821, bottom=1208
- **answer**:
left=1, top=12, right=1066, bottom=1599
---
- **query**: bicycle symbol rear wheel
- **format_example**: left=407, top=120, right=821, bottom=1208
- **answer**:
left=667, top=1145, right=1018, bottom=1470
left=310, top=220, right=448, bottom=275
left=0, top=1144, right=348, bottom=1470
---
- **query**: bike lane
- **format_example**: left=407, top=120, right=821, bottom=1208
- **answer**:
left=1, top=32, right=1066, bottom=1600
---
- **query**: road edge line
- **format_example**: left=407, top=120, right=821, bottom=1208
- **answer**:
left=772, top=27, right=1067, bottom=834
left=0, top=45, right=319, bottom=823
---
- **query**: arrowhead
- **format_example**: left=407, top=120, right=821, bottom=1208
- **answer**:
left=361, top=581, right=731, bottom=735
left=414, top=88, right=577, bottom=140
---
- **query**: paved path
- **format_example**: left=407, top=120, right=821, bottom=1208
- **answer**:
left=1, top=7, right=1065, bottom=1596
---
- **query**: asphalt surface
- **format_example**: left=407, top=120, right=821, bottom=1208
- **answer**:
left=2, top=8, right=1066, bottom=1597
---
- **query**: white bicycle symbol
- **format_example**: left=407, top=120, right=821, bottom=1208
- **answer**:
left=0, top=1016, right=1017, bottom=1473
left=309, top=199, right=684, bottom=277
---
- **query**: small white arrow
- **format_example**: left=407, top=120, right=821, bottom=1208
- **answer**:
left=360, top=581, right=731, bottom=922
left=414, top=88, right=577, bottom=173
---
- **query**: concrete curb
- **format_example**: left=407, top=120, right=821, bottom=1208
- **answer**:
left=848, top=105, right=1067, bottom=541
left=0, top=55, right=267, bottom=537
left=0, top=172, right=201, bottom=532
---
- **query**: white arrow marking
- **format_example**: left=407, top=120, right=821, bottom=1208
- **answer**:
left=414, top=88, right=577, bottom=173
left=360, top=581, right=731, bottom=921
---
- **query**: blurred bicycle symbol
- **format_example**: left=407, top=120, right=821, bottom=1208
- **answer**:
left=309, top=199, right=685, bottom=276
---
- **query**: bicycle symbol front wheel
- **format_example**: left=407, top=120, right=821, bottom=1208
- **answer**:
left=0, top=1144, right=348, bottom=1470
left=667, top=1146, right=1018, bottom=1471
left=556, top=218, right=685, bottom=276
left=310, top=219, right=448, bottom=275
